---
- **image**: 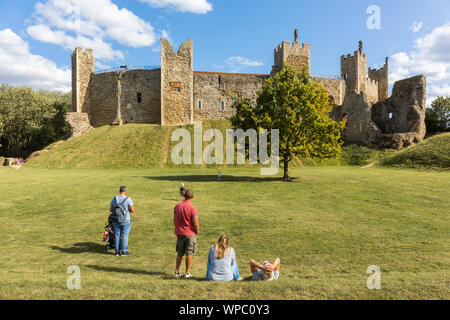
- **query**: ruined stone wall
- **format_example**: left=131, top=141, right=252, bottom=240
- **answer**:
left=314, top=77, right=346, bottom=106
left=365, top=78, right=379, bottom=104
left=89, top=72, right=118, bottom=127
left=331, top=92, right=381, bottom=145
left=193, top=71, right=269, bottom=121
left=372, top=75, right=426, bottom=147
left=72, top=48, right=94, bottom=113
left=65, top=112, right=92, bottom=137
left=161, top=39, right=193, bottom=126
left=119, top=69, right=161, bottom=124
left=368, top=57, right=389, bottom=101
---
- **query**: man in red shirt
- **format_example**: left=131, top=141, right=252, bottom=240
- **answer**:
left=174, top=189, right=199, bottom=278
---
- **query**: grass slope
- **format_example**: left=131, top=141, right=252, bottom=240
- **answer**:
left=26, top=121, right=391, bottom=169
left=381, top=133, right=450, bottom=170
left=0, top=167, right=449, bottom=299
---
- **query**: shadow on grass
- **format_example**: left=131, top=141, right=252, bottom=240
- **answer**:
left=50, top=242, right=107, bottom=254
left=144, top=175, right=297, bottom=183
left=87, top=265, right=165, bottom=276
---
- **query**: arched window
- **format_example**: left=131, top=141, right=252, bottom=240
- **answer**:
left=388, top=112, right=393, bottom=119
left=198, top=101, right=202, bottom=110
left=221, top=101, right=225, bottom=111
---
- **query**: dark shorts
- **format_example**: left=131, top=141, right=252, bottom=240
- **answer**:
left=176, top=235, right=197, bottom=257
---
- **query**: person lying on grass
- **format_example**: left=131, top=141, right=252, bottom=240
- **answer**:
left=206, top=234, right=242, bottom=281
left=250, top=258, right=281, bottom=281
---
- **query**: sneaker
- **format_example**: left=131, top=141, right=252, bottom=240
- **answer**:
left=184, top=273, right=192, bottom=279
left=236, top=277, right=243, bottom=281
left=174, top=273, right=181, bottom=278
left=121, top=252, right=132, bottom=256
left=115, top=252, right=120, bottom=257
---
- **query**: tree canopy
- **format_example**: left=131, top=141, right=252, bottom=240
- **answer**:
left=0, top=84, right=71, bottom=158
left=426, top=96, right=450, bottom=134
left=231, top=64, right=344, bottom=179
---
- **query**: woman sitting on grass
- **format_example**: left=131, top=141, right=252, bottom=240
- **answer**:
left=206, top=235, right=242, bottom=281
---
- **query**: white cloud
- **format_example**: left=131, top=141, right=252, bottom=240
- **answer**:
left=139, top=0, right=212, bottom=14
left=26, top=0, right=159, bottom=61
left=410, top=21, right=423, bottom=33
left=216, top=56, right=263, bottom=73
left=389, top=22, right=450, bottom=105
left=0, top=29, right=70, bottom=92
left=27, top=25, right=124, bottom=60
left=33, top=0, right=157, bottom=47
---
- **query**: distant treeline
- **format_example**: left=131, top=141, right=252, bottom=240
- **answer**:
left=0, top=84, right=71, bottom=158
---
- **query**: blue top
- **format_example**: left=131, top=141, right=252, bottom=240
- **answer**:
left=206, top=245, right=237, bottom=282
left=110, top=195, right=134, bottom=223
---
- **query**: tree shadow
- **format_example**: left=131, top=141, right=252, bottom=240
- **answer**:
left=87, top=265, right=165, bottom=276
left=144, top=175, right=294, bottom=183
left=50, top=242, right=107, bottom=255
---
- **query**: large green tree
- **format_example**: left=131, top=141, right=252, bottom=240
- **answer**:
left=0, top=84, right=71, bottom=158
left=231, top=64, right=344, bottom=179
left=426, top=96, right=450, bottom=134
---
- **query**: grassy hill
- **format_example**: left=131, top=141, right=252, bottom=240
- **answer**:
left=26, top=120, right=393, bottom=169
left=380, top=133, right=450, bottom=170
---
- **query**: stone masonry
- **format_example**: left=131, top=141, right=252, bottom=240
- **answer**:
left=71, top=29, right=426, bottom=149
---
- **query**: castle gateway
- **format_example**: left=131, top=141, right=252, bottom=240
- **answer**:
left=69, top=30, right=426, bottom=149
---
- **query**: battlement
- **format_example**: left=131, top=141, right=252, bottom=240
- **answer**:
left=272, top=29, right=311, bottom=75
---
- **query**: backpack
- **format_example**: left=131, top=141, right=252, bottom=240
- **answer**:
left=111, top=196, right=129, bottom=223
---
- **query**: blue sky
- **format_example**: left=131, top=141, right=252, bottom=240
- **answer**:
left=0, top=0, right=449, bottom=103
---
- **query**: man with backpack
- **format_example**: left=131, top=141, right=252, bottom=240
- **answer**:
left=110, top=186, right=135, bottom=256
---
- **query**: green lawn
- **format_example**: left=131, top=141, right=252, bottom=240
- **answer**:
left=0, top=166, right=449, bottom=299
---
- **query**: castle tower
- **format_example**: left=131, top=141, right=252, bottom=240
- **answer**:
left=71, top=47, right=95, bottom=113
left=160, top=38, right=194, bottom=126
left=271, top=29, right=311, bottom=75
left=369, top=57, right=389, bottom=101
left=340, top=41, right=367, bottom=94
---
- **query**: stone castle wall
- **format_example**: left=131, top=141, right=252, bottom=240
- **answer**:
left=72, top=47, right=94, bottom=113
left=193, top=71, right=269, bottom=120
left=89, top=71, right=118, bottom=127
left=272, top=38, right=311, bottom=75
left=314, top=77, right=346, bottom=106
left=70, top=31, right=426, bottom=149
left=368, top=58, right=389, bottom=101
left=371, top=75, right=426, bottom=148
left=365, top=77, right=379, bottom=104
left=120, top=69, right=161, bottom=124
left=161, top=39, right=194, bottom=126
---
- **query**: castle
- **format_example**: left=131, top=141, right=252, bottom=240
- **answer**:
left=68, top=30, right=426, bottom=149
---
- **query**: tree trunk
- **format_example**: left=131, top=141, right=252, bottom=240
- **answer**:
left=283, top=160, right=289, bottom=180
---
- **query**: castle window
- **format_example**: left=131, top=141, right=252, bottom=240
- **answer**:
left=221, top=101, right=225, bottom=111
left=388, top=112, right=393, bottom=119
left=137, top=92, right=142, bottom=103
left=219, top=76, right=222, bottom=85
left=198, top=101, right=202, bottom=110
left=171, top=82, right=182, bottom=92
left=343, top=74, right=348, bottom=81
